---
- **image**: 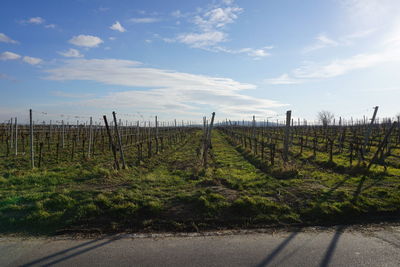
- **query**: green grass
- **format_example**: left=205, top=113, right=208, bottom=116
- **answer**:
left=0, top=129, right=399, bottom=235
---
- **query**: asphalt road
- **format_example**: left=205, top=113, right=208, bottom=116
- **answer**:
left=1, top=225, right=400, bottom=267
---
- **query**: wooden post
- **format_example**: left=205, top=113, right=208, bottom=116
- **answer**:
left=30, top=109, right=34, bottom=168
left=14, top=117, right=18, bottom=156
left=49, top=120, right=52, bottom=140
left=203, top=112, right=215, bottom=168
left=88, top=117, right=93, bottom=158
left=62, top=120, right=65, bottom=148
left=112, top=111, right=127, bottom=169
left=155, top=116, right=159, bottom=154
left=155, top=116, right=159, bottom=138
left=103, top=115, right=120, bottom=170
left=10, top=118, right=13, bottom=148
left=367, top=121, right=397, bottom=169
left=283, top=110, right=292, bottom=162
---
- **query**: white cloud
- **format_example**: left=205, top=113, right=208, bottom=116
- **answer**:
left=96, top=7, right=109, bottom=12
left=69, top=35, right=103, bottom=48
left=0, top=33, right=18, bottom=44
left=294, top=50, right=400, bottom=79
left=21, top=17, right=57, bottom=29
left=109, top=21, right=126, bottom=32
left=265, top=74, right=303, bottom=85
left=175, top=4, right=242, bottom=49
left=129, top=17, right=160, bottom=23
left=45, top=58, right=285, bottom=117
left=58, top=48, right=84, bottom=58
left=304, top=34, right=339, bottom=53
left=0, top=51, right=21, bottom=60
left=28, top=17, right=45, bottom=24
left=163, top=2, right=270, bottom=59
left=193, top=6, right=243, bottom=31
left=268, top=36, right=400, bottom=83
left=109, top=37, right=116, bottom=41
left=340, top=0, right=400, bottom=27
left=45, top=24, right=56, bottom=29
left=214, top=46, right=272, bottom=59
left=268, top=14, right=400, bottom=85
left=22, top=56, right=42, bottom=65
left=177, top=31, right=227, bottom=48
left=304, top=30, right=376, bottom=53
left=0, top=52, right=42, bottom=65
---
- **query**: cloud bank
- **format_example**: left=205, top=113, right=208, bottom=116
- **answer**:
left=45, top=58, right=285, bottom=117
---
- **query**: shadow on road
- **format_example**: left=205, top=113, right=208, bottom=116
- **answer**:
left=21, top=234, right=125, bottom=266
left=255, top=231, right=299, bottom=267
left=319, top=225, right=346, bottom=267
left=271, top=231, right=319, bottom=266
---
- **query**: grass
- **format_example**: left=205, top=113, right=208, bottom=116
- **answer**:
left=0, top=129, right=399, bottom=235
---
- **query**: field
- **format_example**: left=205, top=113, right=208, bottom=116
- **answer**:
left=1, top=113, right=400, bottom=235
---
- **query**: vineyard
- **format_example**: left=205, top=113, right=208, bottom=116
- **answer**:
left=0, top=109, right=400, bottom=235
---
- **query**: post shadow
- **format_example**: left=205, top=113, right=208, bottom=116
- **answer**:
left=351, top=175, right=367, bottom=203
left=21, top=234, right=125, bottom=267
left=319, top=225, right=346, bottom=267
left=319, top=176, right=352, bottom=203
left=271, top=231, right=318, bottom=266
left=255, top=231, right=299, bottom=267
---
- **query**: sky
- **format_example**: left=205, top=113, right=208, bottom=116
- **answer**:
left=1, top=0, right=400, bottom=124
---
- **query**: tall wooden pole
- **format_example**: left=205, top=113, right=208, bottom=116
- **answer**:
left=113, top=111, right=127, bottom=169
left=62, top=120, right=65, bottom=148
left=203, top=112, right=215, bottom=168
left=155, top=116, right=159, bottom=138
left=368, top=121, right=397, bottom=169
left=88, top=116, right=93, bottom=158
left=283, top=110, right=292, bottom=162
left=14, top=117, right=18, bottom=156
left=10, top=117, right=13, bottom=148
left=30, top=109, right=34, bottom=168
left=103, top=115, right=120, bottom=170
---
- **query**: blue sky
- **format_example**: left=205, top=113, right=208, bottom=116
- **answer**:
left=1, top=0, right=400, bottom=124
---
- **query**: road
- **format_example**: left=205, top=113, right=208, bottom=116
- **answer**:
left=1, top=225, right=400, bottom=267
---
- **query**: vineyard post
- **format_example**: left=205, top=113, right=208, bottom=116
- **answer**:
left=203, top=112, right=215, bottom=168
left=62, top=120, right=65, bottom=148
left=88, top=116, right=93, bottom=158
left=252, top=115, right=256, bottom=138
left=362, top=106, right=378, bottom=157
left=155, top=116, right=159, bottom=154
left=283, top=110, right=292, bottom=162
left=29, top=109, right=34, bottom=168
left=398, top=115, right=400, bottom=143
left=14, top=117, right=18, bottom=156
left=10, top=117, right=13, bottom=148
left=112, top=111, right=127, bottom=169
left=368, top=121, right=397, bottom=169
left=103, top=115, right=120, bottom=170
left=76, top=120, right=79, bottom=141
left=136, top=121, right=139, bottom=143
left=49, top=120, right=52, bottom=140
left=155, top=116, right=158, bottom=138
left=252, top=115, right=256, bottom=152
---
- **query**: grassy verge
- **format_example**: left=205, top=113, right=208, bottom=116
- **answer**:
left=0, top=129, right=399, bottom=235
